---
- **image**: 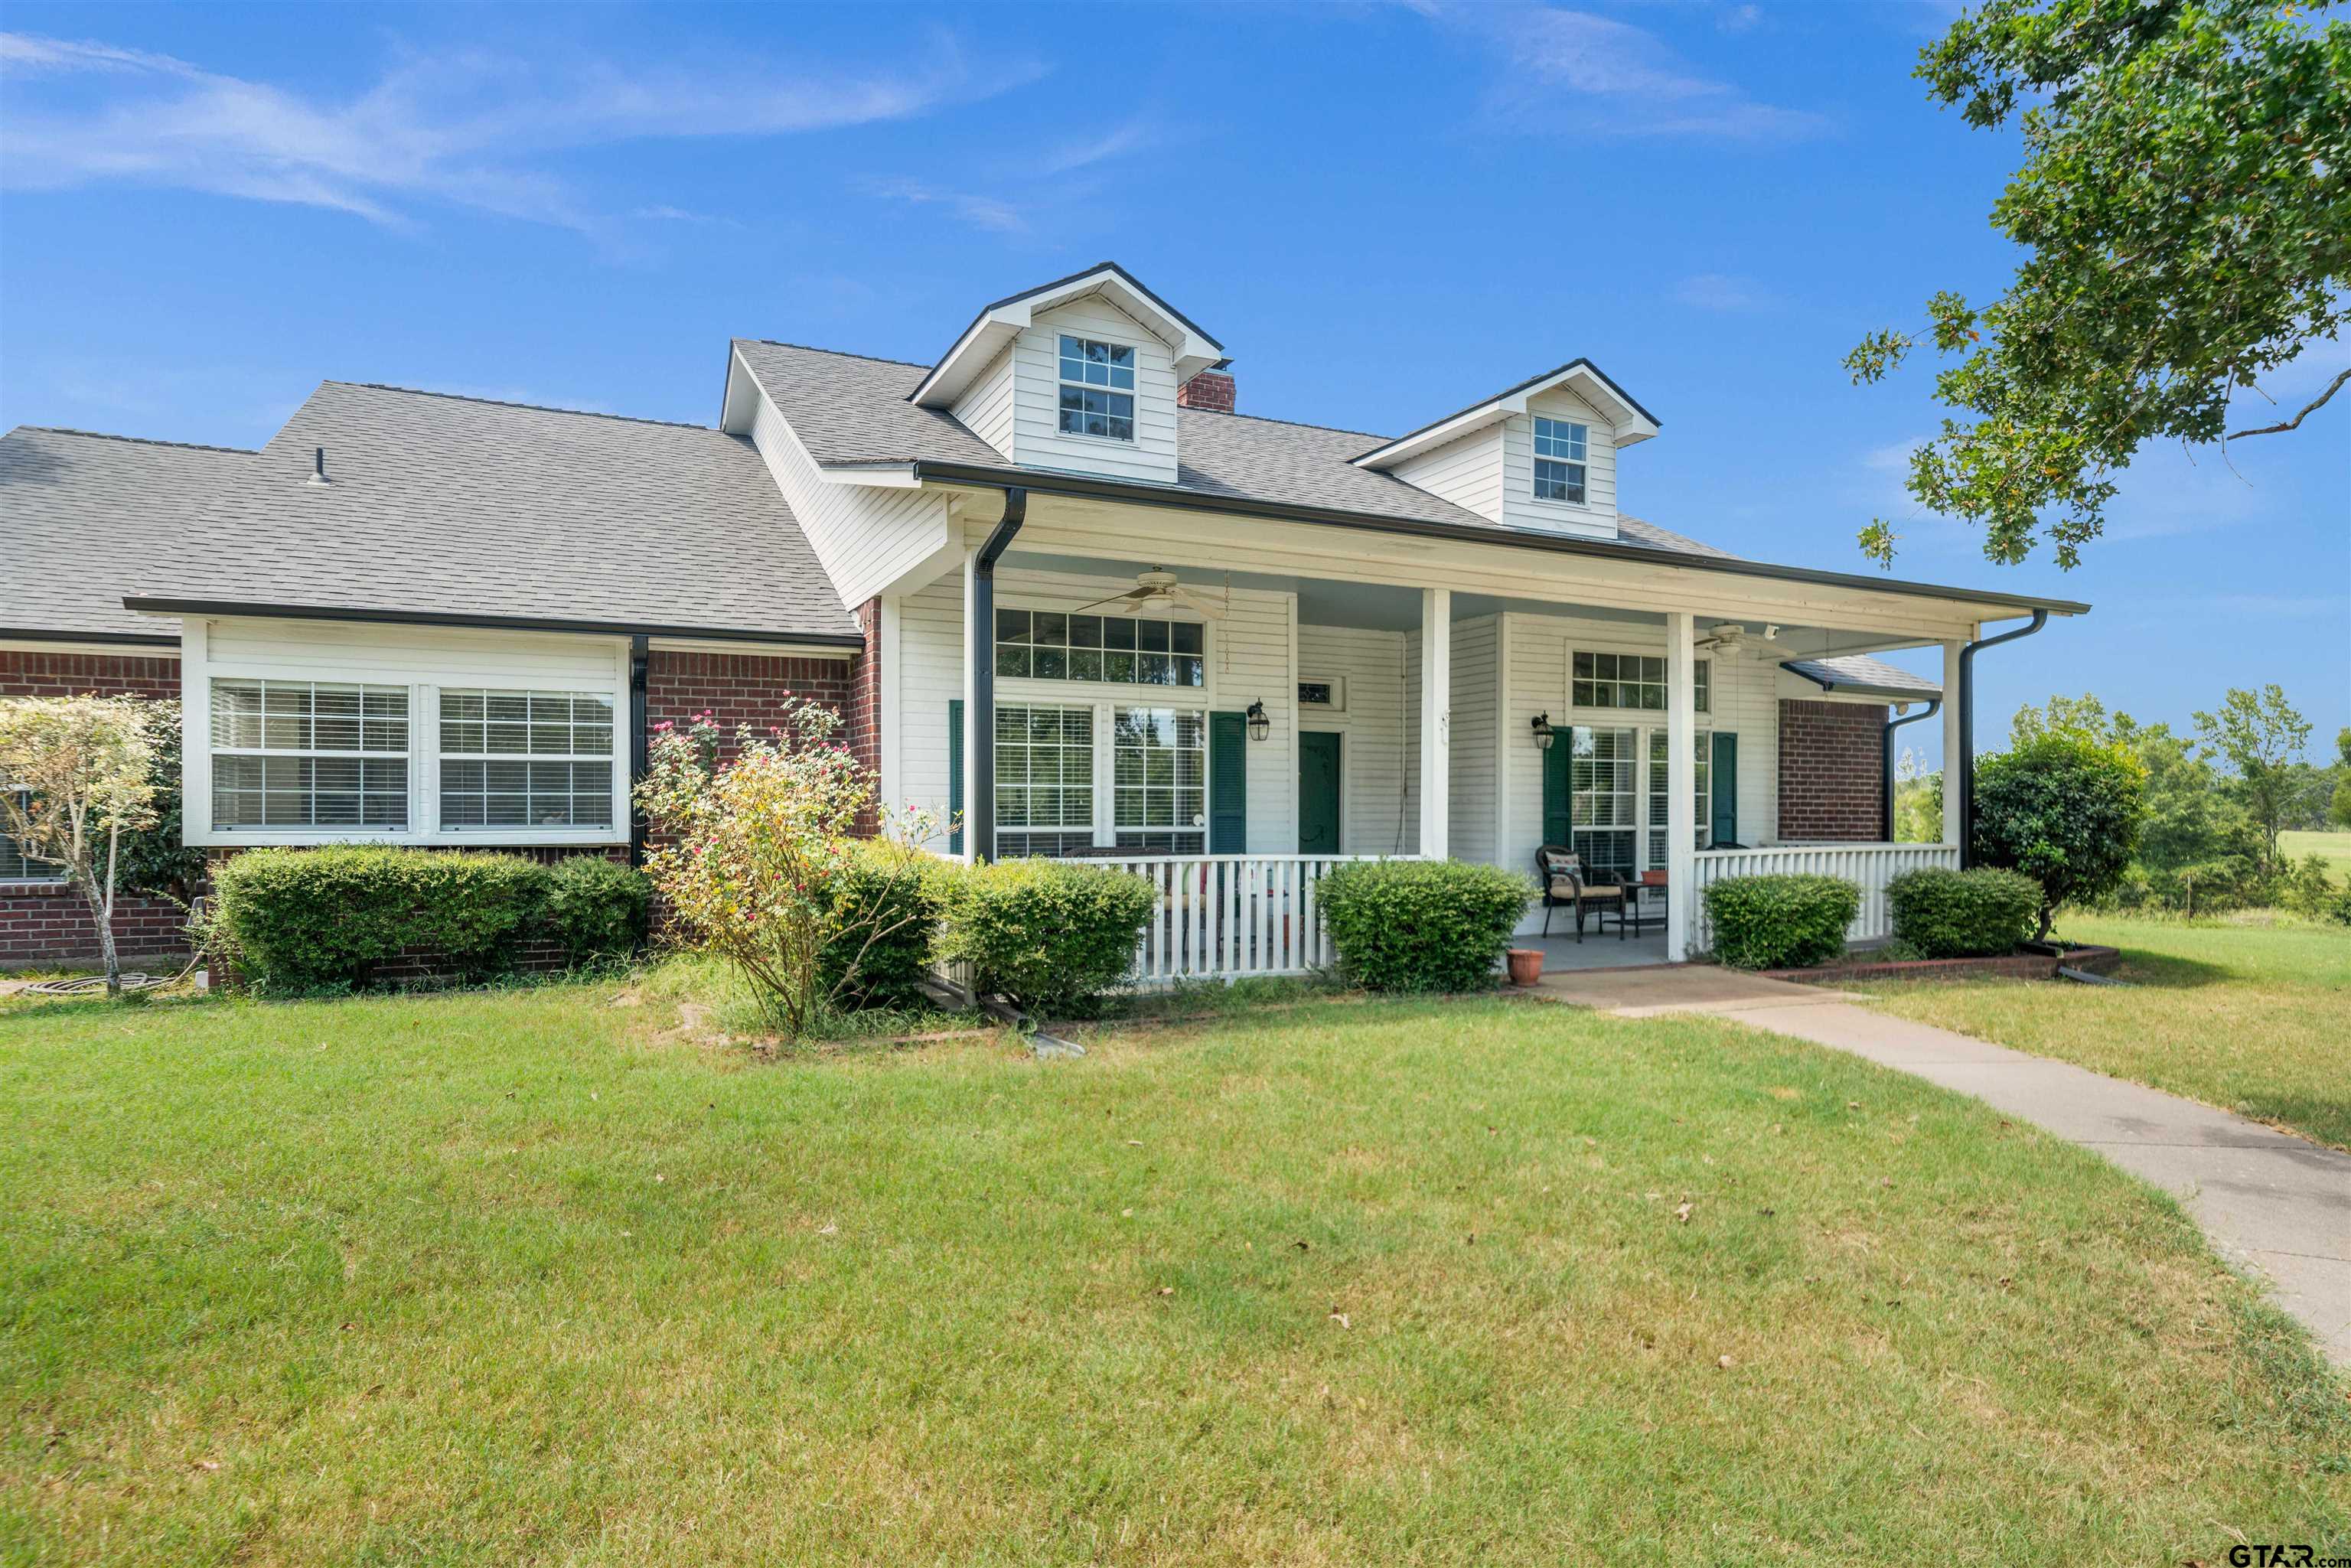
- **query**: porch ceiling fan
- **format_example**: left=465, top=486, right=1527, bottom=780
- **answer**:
left=1693, top=621, right=1778, bottom=657
left=1073, top=566, right=1228, bottom=620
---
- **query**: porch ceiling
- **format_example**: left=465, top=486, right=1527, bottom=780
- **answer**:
left=1001, top=546, right=1935, bottom=660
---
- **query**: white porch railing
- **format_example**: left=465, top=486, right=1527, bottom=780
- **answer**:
left=1091, top=853, right=1409, bottom=985
left=1689, top=843, right=1960, bottom=950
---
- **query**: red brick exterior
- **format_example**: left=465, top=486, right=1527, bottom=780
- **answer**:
left=1777, top=699, right=1887, bottom=842
left=644, top=648, right=857, bottom=761
left=1176, top=369, right=1235, bottom=412
left=1, top=647, right=193, bottom=968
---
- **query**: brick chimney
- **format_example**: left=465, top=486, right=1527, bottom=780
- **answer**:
left=1177, top=363, right=1236, bottom=413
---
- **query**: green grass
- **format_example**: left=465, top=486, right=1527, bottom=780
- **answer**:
left=2, top=979, right=2344, bottom=1564
left=2281, top=829, right=2351, bottom=885
left=1858, top=913, right=2351, bottom=1153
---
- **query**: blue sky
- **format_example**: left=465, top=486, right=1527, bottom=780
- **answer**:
left=4, top=2, right=2345, bottom=767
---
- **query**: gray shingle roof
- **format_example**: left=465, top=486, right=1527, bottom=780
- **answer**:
left=1783, top=654, right=1942, bottom=697
left=732, top=338, right=1736, bottom=560
left=4, top=427, right=256, bottom=639
left=131, top=382, right=862, bottom=642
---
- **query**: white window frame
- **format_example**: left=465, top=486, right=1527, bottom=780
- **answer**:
left=1647, top=727, right=1716, bottom=867
left=1531, top=416, right=1590, bottom=507
left=1296, top=674, right=1346, bottom=713
left=1569, top=649, right=1709, bottom=716
left=183, top=621, right=631, bottom=849
left=1, top=791, right=65, bottom=884
left=987, top=694, right=1216, bottom=861
left=992, top=605, right=1209, bottom=693
left=437, top=689, right=621, bottom=834
left=1055, top=334, right=1138, bottom=444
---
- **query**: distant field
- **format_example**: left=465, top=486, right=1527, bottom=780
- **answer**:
left=2279, top=830, right=2351, bottom=885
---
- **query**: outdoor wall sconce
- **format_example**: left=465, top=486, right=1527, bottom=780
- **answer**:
left=1529, top=712, right=1555, bottom=751
left=1245, top=700, right=1271, bottom=742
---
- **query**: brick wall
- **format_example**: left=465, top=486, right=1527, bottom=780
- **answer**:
left=1, top=647, right=192, bottom=968
left=1777, top=699, right=1886, bottom=842
left=644, top=649, right=857, bottom=762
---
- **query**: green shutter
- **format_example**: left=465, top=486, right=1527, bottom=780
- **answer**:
left=1542, top=729, right=1571, bottom=849
left=1208, top=710, right=1247, bottom=853
left=1710, top=731, right=1739, bottom=846
left=947, top=699, right=964, bottom=856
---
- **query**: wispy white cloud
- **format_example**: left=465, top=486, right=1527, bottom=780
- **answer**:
left=1673, top=272, right=1780, bottom=312
left=859, top=113, right=1165, bottom=236
left=1717, top=5, right=1765, bottom=34
left=0, top=29, right=1043, bottom=236
left=1433, top=5, right=1830, bottom=142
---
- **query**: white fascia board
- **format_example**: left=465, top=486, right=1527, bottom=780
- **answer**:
left=815, top=461, right=924, bottom=487
left=1355, top=363, right=1660, bottom=471
left=911, top=268, right=1221, bottom=407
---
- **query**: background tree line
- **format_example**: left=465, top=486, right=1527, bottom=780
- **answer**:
left=1896, top=683, right=2349, bottom=918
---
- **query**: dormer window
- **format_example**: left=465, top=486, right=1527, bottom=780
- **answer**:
left=1058, top=334, right=1136, bottom=442
left=1533, top=417, right=1588, bottom=504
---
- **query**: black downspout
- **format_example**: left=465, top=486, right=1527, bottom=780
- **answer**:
left=1882, top=699, right=1941, bottom=844
left=1955, top=609, right=2048, bottom=867
left=628, top=633, right=651, bottom=868
left=966, top=487, right=1028, bottom=864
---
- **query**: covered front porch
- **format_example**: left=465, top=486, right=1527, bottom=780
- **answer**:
left=879, top=484, right=2000, bottom=984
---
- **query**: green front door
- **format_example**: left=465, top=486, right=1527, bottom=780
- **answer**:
left=1299, top=732, right=1342, bottom=855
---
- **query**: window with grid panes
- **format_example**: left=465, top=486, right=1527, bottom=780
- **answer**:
left=994, top=704, right=1095, bottom=858
left=1569, top=725, right=1639, bottom=876
left=1113, top=707, right=1205, bottom=853
left=995, top=609, right=1205, bottom=688
left=1646, top=729, right=1713, bottom=867
left=210, top=679, right=409, bottom=829
left=1057, top=335, right=1136, bottom=441
left=1532, top=416, right=1587, bottom=503
left=439, top=689, right=616, bottom=829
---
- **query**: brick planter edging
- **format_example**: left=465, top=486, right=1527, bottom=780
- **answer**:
left=1763, top=945, right=2122, bottom=986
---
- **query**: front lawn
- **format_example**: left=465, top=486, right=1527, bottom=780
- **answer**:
left=1858, top=914, right=2351, bottom=1152
left=2, top=980, right=2343, bottom=1563
left=2281, top=829, right=2351, bottom=886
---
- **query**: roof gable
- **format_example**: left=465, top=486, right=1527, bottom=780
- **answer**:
left=907, top=262, right=1224, bottom=409
left=1352, top=360, right=1660, bottom=471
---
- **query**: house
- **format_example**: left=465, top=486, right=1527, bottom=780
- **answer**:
left=2, top=262, right=2084, bottom=973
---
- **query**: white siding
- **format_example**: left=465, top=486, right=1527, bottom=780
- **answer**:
left=1500, top=386, right=1619, bottom=536
left=951, top=342, right=1016, bottom=460
left=1009, top=297, right=1182, bottom=484
left=1497, top=610, right=1779, bottom=930
left=747, top=385, right=951, bottom=607
left=1389, top=426, right=1504, bottom=523
left=186, top=616, right=631, bottom=849
left=892, top=566, right=1296, bottom=854
left=1447, top=615, right=1500, bottom=865
left=1296, top=624, right=1412, bottom=857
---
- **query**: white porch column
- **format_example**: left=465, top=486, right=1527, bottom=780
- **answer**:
left=1419, top=587, right=1450, bottom=860
left=1940, top=638, right=1965, bottom=848
left=1665, top=611, right=1696, bottom=961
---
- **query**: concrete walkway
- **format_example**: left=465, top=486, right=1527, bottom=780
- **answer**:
left=1533, top=966, right=2351, bottom=1366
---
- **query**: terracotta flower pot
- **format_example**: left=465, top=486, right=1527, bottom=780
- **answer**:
left=1506, top=948, right=1544, bottom=986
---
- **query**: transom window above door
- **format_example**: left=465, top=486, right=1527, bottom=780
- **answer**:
left=1533, top=416, right=1588, bottom=504
left=1058, top=335, right=1136, bottom=442
left=996, top=609, right=1205, bottom=688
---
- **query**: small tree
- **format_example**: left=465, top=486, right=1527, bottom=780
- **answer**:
left=0, top=696, right=165, bottom=998
left=635, top=704, right=937, bottom=1040
left=1971, top=733, right=2147, bottom=938
left=2193, top=685, right=2310, bottom=871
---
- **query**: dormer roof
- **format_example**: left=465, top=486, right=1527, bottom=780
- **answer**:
left=906, top=261, right=1225, bottom=409
left=1351, top=359, right=1660, bottom=471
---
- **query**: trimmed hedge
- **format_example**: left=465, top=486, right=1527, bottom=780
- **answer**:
left=213, top=846, right=651, bottom=993
left=1703, top=873, right=1859, bottom=970
left=1317, top=859, right=1534, bottom=993
left=820, top=841, right=950, bottom=1009
left=938, top=859, right=1155, bottom=1015
left=542, top=855, right=652, bottom=963
left=1885, top=866, right=2040, bottom=958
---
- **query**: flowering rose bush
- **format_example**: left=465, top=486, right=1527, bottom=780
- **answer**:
left=635, top=703, right=941, bottom=1038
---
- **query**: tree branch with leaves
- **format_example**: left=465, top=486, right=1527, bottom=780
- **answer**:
left=0, top=696, right=166, bottom=999
left=1848, top=0, right=2350, bottom=569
